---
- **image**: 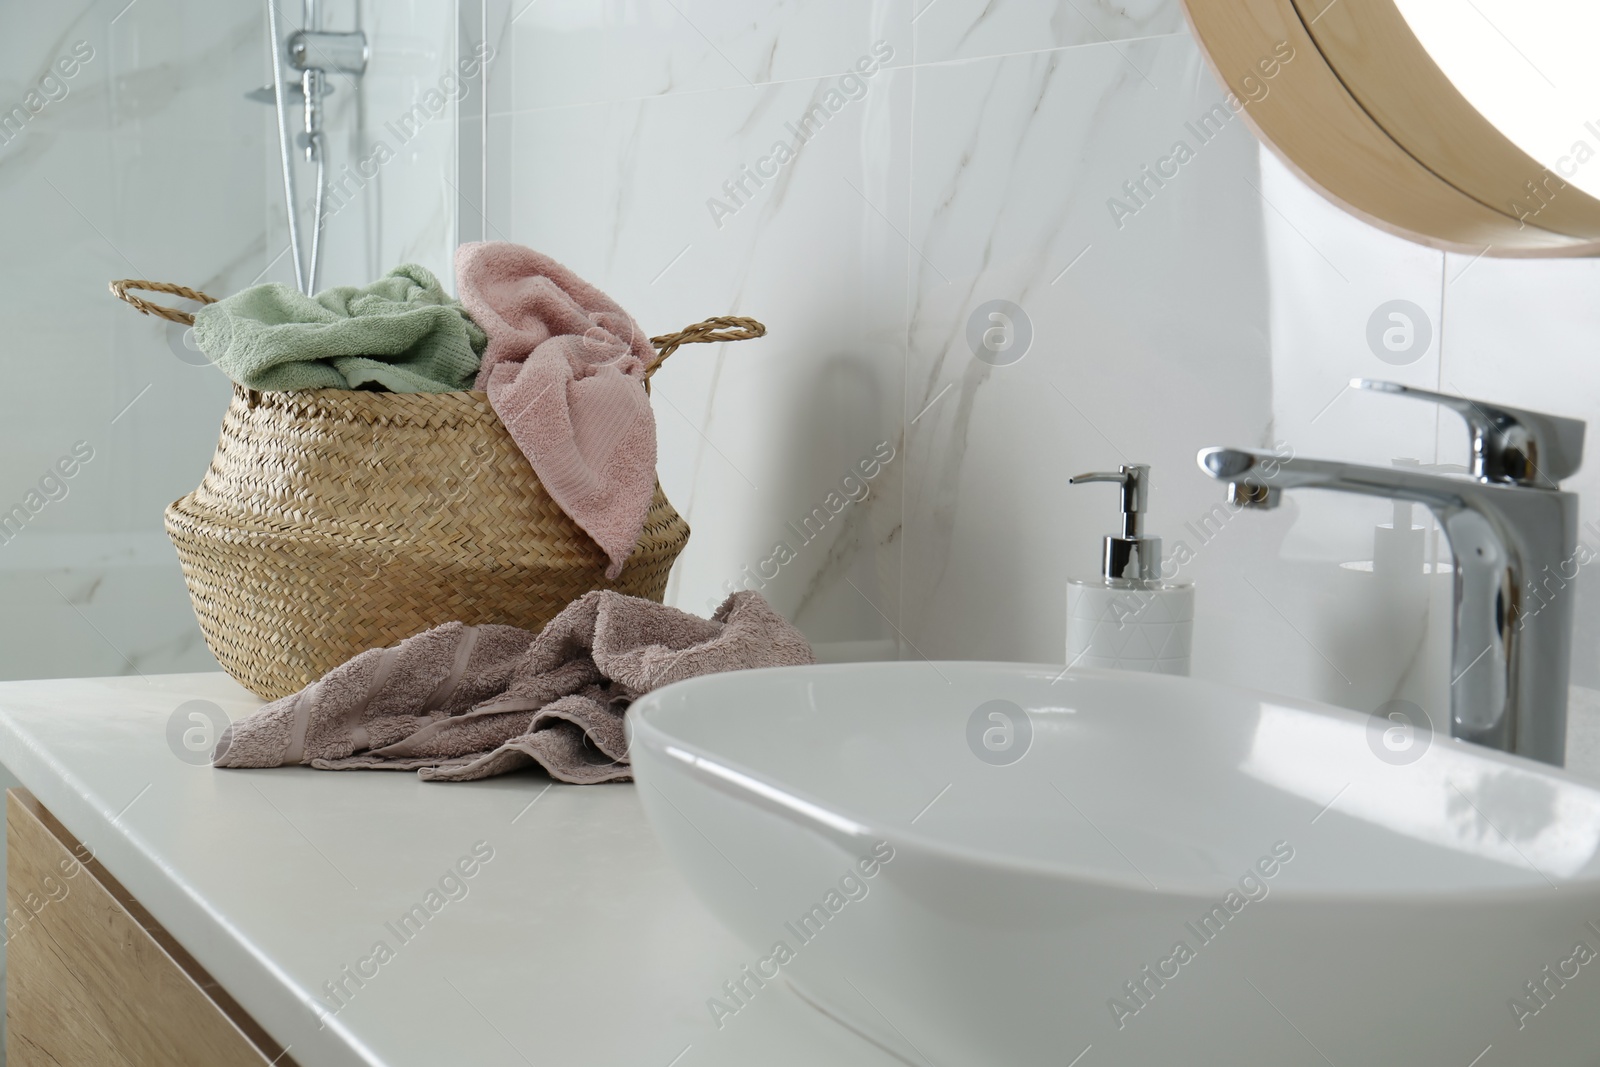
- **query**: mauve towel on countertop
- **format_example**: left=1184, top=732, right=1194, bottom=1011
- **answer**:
left=455, top=242, right=658, bottom=579
left=211, top=591, right=815, bottom=784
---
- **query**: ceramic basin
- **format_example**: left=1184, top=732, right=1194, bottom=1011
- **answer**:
left=629, top=662, right=1600, bottom=1066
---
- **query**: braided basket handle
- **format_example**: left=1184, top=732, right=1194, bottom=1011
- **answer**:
left=645, top=316, right=766, bottom=388
left=109, top=281, right=763, bottom=386
left=108, top=280, right=218, bottom=326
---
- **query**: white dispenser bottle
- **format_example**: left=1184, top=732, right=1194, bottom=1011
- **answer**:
left=1065, top=464, right=1194, bottom=675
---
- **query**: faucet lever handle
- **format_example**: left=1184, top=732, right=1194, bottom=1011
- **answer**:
left=1353, top=379, right=1585, bottom=489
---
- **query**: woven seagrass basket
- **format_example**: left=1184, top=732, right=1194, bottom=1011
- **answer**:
left=111, top=279, right=764, bottom=700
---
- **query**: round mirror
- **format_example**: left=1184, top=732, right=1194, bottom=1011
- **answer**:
left=1182, top=0, right=1600, bottom=255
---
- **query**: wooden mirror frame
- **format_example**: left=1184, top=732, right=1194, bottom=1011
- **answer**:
left=1181, top=0, right=1600, bottom=257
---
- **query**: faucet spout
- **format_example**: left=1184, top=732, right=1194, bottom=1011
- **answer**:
left=1201, top=447, right=1473, bottom=510
left=1196, top=445, right=1581, bottom=766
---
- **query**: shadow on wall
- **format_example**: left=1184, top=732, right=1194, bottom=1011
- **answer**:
left=721, top=352, right=900, bottom=647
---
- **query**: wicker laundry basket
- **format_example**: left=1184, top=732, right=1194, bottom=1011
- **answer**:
left=111, top=279, right=764, bottom=700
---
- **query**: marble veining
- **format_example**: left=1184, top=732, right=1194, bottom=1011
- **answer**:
left=485, top=46, right=912, bottom=643
left=913, top=0, right=1187, bottom=66
left=496, top=0, right=916, bottom=114
left=901, top=36, right=1272, bottom=662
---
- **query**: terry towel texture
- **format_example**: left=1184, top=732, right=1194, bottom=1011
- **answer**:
left=193, top=264, right=487, bottom=393
left=455, top=242, right=657, bottom=579
left=212, top=591, right=814, bottom=784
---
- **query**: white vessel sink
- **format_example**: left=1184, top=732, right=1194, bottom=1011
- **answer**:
left=629, top=662, right=1600, bottom=1066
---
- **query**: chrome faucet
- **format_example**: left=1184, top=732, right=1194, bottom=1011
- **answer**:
left=1198, top=380, right=1586, bottom=766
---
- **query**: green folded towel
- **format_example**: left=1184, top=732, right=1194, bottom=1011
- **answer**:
left=193, top=264, right=487, bottom=393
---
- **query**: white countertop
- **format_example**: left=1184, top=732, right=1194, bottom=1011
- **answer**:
left=0, top=672, right=902, bottom=1067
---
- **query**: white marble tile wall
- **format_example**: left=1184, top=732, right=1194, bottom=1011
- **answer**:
left=1223, top=162, right=1600, bottom=732
left=913, top=0, right=1186, bottom=63
left=484, top=0, right=916, bottom=652
left=0, top=0, right=460, bottom=684
left=1439, top=253, right=1600, bottom=691
left=485, top=0, right=1596, bottom=720
left=1208, top=149, right=1453, bottom=719
left=901, top=34, right=1272, bottom=669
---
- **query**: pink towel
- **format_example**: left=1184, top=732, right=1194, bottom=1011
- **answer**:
left=212, top=591, right=816, bottom=784
left=455, top=242, right=657, bottom=578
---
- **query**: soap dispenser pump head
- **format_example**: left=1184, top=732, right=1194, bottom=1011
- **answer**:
left=1069, top=463, right=1163, bottom=584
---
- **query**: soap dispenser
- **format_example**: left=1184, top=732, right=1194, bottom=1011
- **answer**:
left=1066, top=464, right=1194, bottom=676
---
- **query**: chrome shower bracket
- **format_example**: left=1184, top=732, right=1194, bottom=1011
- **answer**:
left=289, top=30, right=368, bottom=161
left=263, top=3, right=368, bottom=295
left=288, top=30, right=369, bottom=76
